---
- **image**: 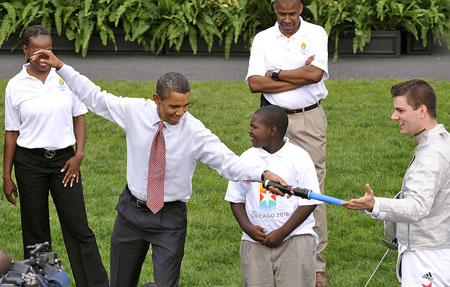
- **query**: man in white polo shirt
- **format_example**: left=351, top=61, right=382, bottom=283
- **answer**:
left=245, top=0, right=329, bottom=285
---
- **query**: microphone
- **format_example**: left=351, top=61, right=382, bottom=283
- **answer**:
left=262, top=180, right=345, bottom=207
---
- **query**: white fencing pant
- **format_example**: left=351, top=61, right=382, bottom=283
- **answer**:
left=400, top=249, right=450, bottom=287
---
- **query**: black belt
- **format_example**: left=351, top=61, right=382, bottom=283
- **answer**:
left=17, top=145, right=73, bottom=159
left=125, top=185, right=184, bottom=211
left=284, top=100, right=321, bottom=114
left=126, top=186, right=148, bottom=209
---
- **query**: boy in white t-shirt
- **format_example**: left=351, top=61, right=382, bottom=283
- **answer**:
left=225, top=105, right=321, bottom=287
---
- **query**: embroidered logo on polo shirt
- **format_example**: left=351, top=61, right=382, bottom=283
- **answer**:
left=301, top=41, right=306, bottom=50
left=58, top=77, right=67, bottom=91
left=259, top=183, right=276, bottom=211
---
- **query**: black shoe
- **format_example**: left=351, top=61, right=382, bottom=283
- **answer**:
left=142, top=283, right=158, bottom=287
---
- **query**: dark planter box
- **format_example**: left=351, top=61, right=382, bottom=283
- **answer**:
left=0, top=35, right=21, bottom=51
left=53, top=29, right=149, bottom=52
left=329, top=30, right=401, bottom=57
left=1, top=29, right=149, bottom=53
left=402, top=31, right=432, bottom=55
left=165, top=36, right=250, bottom=57
left=0, top=33, right=77, bottom=52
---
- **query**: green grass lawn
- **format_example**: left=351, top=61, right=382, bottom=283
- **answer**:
left=1, top=78, right=449, bottom=286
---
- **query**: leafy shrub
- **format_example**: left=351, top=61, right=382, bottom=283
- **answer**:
left=0, top=0, right=275, bottom=58
left=374, top=0, right=450, bottom=47
left=0, top=0, right=119, bottom=56
left=307, top=0, right=450, bottom=60
left=1, top=0, right=448, bottom=58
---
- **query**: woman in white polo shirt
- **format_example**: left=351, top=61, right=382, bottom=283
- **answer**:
left=2, top=25, right=108, bottom=287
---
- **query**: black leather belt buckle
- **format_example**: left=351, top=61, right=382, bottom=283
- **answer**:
left=126, top=185, right=150, bottom=210
left=44, top=149, right=56, bottom=159
left=132, top=195, right=148, bottom=209
left=136, top=199, right=147, bottom=209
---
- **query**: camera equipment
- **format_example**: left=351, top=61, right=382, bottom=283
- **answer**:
left=0, top=251, right=12, bottom=276
left=0, top=242, right=69, bottom=287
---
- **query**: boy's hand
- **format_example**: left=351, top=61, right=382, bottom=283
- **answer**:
left=246, top=225, right=267, bottom=243
left=262, top=229, right=286, bottom=247
left=30, top=50, right=64, bottom=70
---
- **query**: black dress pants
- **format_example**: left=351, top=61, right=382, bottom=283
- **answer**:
left=13, top=145, right=109, bottom=287
left=110, top=186, right=187, bottom=287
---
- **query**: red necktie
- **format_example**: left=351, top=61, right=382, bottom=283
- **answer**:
left=147, top=121, right=166, bottom=213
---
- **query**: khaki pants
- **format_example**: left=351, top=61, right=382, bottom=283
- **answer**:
left=286, top=104, right=328, bottom=272
left=240, top=235, right=316, bottom=287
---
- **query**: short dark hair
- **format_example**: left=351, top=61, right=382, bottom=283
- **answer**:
left=22, top=25, right=51, bottom=46
left=391, top=79, right=437, bottom=118
left=275, top=0, right=302, bottom=6
left=156, top=72, right=190, bottom=100
left=254, top=105, right=288, bottom=138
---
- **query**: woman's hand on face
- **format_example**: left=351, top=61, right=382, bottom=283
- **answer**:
left=30, top=50, right=64, bottom=70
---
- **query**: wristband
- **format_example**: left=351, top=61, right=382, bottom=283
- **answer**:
left=261, top=170, right=269, bottom=182
left=271, top=69, right=281, bottom=81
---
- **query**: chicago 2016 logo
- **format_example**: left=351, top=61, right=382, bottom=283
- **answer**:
left=259, top=183, right=276, bottom=211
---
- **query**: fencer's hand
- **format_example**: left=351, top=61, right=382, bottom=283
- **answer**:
left=341, top=184, right=375, bottom=211
left=246, top=225, right=268, bottom=243
left=262, top=229, right=286, bottom=247
left=61, top=154, right=83, bottom=188
left=263, top=171, right=290, bottom=198
left=30, top=49, right=64, bottom=70
left=3, top=178, right=18, bottom=205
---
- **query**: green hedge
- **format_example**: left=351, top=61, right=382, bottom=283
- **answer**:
left=1, top=0, right=449, bottom=58
left=0, top=0, right=276, bottom=58
left=308, top=0, right=450, bottom=59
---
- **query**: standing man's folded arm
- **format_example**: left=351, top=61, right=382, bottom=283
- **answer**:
left=248, top=55, right=319, bottom=94
left=247, top=75, right=300, bottom=94
left=270, top=65, right=324, bottom=86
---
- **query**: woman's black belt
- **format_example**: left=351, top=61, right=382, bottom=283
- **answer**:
left=17, top=145, right=73, bottom=159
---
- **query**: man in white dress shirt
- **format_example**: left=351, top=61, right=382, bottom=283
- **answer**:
left=31, top=50, right=287, bottom=287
